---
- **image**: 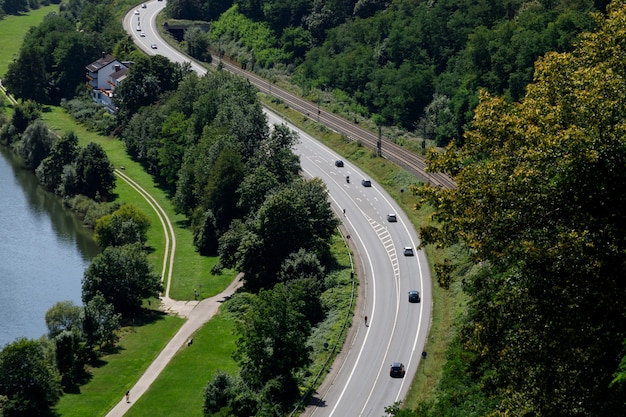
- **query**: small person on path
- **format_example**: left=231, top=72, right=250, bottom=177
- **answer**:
left=126, top=390, right=130, bottom=403
left=364, top=315, right=368, bottom=326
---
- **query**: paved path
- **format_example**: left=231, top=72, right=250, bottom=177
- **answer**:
left=105, top=275, right=242, bottom=417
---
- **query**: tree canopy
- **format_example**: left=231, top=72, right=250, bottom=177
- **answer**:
left=168, top=0, right=603, bottom=146
left=414, top=2, right=626, bottom=415
left=94, top=204, right=151, bottom=248
left=82, top=243, right=162, bottom=317
left=0, top=338, right=60, bottom=417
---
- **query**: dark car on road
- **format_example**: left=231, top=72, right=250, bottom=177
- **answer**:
left=403, top=246, right=414, bottom=256
left=387, top=213, right=397, bottom=222
left=390, top=363, right=406, bottom=378
left=335, top=160, right=344, bottom=167
left=408, top=290, right=421, bottom=303
left=361, top=179, right=372, bottom=187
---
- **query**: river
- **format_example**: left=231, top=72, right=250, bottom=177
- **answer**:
left=0, top=146, right=99, bottom=347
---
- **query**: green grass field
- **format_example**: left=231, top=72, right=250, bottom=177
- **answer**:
left=126, top=311, right=238, bottom=417
left=54, top=313, right=184, bottom=417
left=0, top=5, right=59, bottom=78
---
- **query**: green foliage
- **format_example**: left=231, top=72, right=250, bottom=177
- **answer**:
left=4, top=10, right=109, bottom=104
left=81, top=294, right=121, bottom=350
left=167, top=0, right=233, bottom=21
left=415, top=3, right=626, bottom=415
left=54, top=329, right=88, bottom=388
left=0, top=338, right=61, bottom=417
left=36, top=130, right=78, bottom=193
left=234, top=283, right=311, bottom=400
left=14, top=119, right=56, bottom=169
left=82, top=243, right=162, bottom=317
left=61, top=96, right=117, bottom=135
left=44, top=300, right=83, bottom=338
left=209, top=5, right=285, bottom=68
left=2, top=0, right=29, bottom=15
left=226, top=178, right=339, bottom=291
left=184, top=26, right=212, bottom=62
left=74, top=141, right=115, bottom=199
left=114, top=55, right=191, bottom=125
left=94, top=203, right=151, bottom=248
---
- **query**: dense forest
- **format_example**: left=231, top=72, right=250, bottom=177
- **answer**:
left=406, top=2, right=626, bottom=415
left=167, top=0, right=606, bottom=146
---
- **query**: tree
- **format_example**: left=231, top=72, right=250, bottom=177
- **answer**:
left=94, top=204, right=151, bottom=248
left=184, top=26, right=211, bottom=61
left=200, top=145, right=245, bottom=233
left=54, top=329, right=88, bottom=388
left=15, top=120, right=56, bottom=170
left=0, top=338, right=60, bottom=417
left=230, top=178, right=338, bottom=291
left=203, top=371, right=237, bottom=415
left=158, top=110, right=191, bottom=189
left=44, top=300, right=83, bottom=338
left=4, top=44, right=47, bottom=102
left=9, top=100, right=40, bottom=136
left=236, top=165, right=280, bottom=218
left=81, top=294, right=121, bottom=350
left=1, top=0, right=28, bottom=15
left=36, top=131, right=79, bottom=193
left=75, top=142, right=115, bottom=199
left=82, top=243, right=162, bottom=317
left=114, top=55, right=189, bottom=125
left=234, top=283, right=311, bottom=403
left=192, top=209, right=219, bottom=256
left=252, top=123, right=300, bottom=184
left=416, top=3, right=626, bottom=415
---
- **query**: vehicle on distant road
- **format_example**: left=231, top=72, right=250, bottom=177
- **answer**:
left=361, top=179, right=372, bottom=187
left=140, top=32, right=146, bottom=37
left=387, top=214, right=397, bottom=222
left=390, top=363, right=406, bottom=378
left=403, top=246, right=414, bottom=256
left=335, top=159, right=344, bottom=167
left=408, top=290, right=420, bottom=303
left=134, top=9, right=140, bottom=15
left=151, top=44, right=158, bottom=49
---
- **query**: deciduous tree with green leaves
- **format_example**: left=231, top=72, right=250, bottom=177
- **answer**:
left=0, top=338, right=60, bottom=417
left=416, top=3, right=626, bottom=415
left=82, top=243, right=162, bottom=317
left=234, top=283, right=311, bottom=404
left=94, top=204, right=151, bottom=248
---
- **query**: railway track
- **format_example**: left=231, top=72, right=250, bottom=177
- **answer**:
left=211, top=58, right=456, bottom=189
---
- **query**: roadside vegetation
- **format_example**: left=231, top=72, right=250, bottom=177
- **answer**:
left=2, top=1, right=625, bottom=417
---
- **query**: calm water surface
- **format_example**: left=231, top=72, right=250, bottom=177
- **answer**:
left=0, top=146, right=99, bottom=347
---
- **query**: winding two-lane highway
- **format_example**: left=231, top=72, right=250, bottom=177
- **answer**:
left=123, top=3, right=432, bottom=416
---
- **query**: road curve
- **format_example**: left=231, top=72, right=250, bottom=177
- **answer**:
left=122, top=2, right=431, bottom=416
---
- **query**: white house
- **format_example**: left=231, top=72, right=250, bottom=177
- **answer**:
left=85, top=53, right=129, bottom=113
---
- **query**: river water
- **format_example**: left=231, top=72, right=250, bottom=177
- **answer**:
left=0, top=146, right=99, bottom=347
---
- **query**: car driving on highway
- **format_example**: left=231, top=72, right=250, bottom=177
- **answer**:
left=390, top=363, right=406, bottom=378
